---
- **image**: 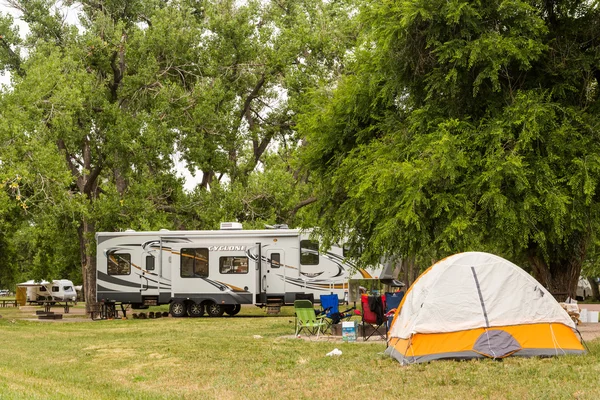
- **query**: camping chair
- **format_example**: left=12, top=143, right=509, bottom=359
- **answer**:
left=294, top=300, right=327, bottom=338
left=359, top=294, right=386, bottom=341
left=319, top=294, right=355, bottom=333
left=384, top=291, right=404, bottom=329
left=294, top=293, right=316, bottom=327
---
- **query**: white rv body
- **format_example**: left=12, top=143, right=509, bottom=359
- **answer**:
left=96, top=227, right=381, bottom=316
left=18, top=279, right=77, bottom=303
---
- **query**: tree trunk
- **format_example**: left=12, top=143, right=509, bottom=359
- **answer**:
left=400, top=260, right=408, bottom=287
left=527, top=236, right=587, bottom=302
left=588, top=276, right=600, bottom=301
left=78, top=218, right=97, bottom=317
left=200, top=170, right=214, bottom=190
left=401, top=256, right=418, bottom=287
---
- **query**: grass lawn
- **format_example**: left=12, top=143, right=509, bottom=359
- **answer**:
left=0, top=304, right=599, bottom=399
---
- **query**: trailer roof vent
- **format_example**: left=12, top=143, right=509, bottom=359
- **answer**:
left=159, top=228, right=170, bottom=232
left=220, top=222, right=243, bottom=230
left=125, top=229, right=136, bottom=232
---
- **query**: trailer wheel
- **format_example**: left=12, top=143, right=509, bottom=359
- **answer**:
left=225, top=304, right=241, bottom=316
left=170, top=301, right=187, bottom=318
left=206, top=302, right=224, bottom=317
left=188, top=302, right=205, bottom=318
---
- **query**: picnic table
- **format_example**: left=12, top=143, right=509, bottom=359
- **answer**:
left=0, top=299, right=17, bottom=307
left=91, top=300, right=129, bottom=320
left=40, top=301, right=75, bottom=314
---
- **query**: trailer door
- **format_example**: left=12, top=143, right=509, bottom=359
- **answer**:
left=264, top=249, right=285, bottom=294
left=139, top=250, right=160, bottom=305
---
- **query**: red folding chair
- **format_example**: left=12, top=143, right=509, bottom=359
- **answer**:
left=359, top=294, right=386, bottom=341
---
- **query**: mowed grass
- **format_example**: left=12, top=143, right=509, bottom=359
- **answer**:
left=0, top=305, right=599, bottom=399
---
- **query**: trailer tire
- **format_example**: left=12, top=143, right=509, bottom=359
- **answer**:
left=225, top=304, right=241, bottom=316
left=170, top=301, right=187, bottom=318
left=206, top=302, right=224, bottom=317
left=188, top=302, right=205, bottom=318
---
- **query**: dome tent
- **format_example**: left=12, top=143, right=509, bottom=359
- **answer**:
left=385, top=252, right=585, bottom=365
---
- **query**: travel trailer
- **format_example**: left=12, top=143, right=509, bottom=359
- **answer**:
left=18, top=279, right=78, bottom=304
left=96, top=223, right=381, bottom=317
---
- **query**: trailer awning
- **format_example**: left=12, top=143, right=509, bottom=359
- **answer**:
left=17, top=280, right=51, bottom=287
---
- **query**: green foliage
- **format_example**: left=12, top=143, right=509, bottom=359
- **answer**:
left=300, top=0, right=600, bottom=293
left=0, top=0, right=357, bottom=288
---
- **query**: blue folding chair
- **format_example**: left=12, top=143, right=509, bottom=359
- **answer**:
left=319, top=294, right=355, bottom=333
left=384, top=291, right=404, bottom=329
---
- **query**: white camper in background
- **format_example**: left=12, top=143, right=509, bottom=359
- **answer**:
left=96, top=223, right=382, bottom=317
left=18, top=279, right=78, bottom=304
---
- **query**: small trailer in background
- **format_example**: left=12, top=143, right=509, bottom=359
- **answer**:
left=18, top=279, right=78, bottom=304
left=96, top=223, right=382, bottom=318
left=17, top=279, right=78, bottom=313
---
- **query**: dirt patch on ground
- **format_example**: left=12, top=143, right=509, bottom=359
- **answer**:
left=281, top=334, right=385, bottom=343
left=14, top=305, right=94, bottom=322
left=575, top=323, right=600, bottom=342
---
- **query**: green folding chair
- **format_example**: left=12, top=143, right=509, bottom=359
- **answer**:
left=294, top=300, right=327, bottom=338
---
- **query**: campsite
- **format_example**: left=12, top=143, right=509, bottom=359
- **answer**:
left=0, top=302, right=599, bottom=399
left=1, top=0, right=600, bottom=398
left=3, top=248, right=599, bottom=398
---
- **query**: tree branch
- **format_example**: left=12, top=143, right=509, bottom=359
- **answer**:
left=239, top=74, right=266, bottom=121
left=289, top=196, right=317, bottom=220
left=109, top=34, right=127, bottom=102
left=56, top=139, right=83, bottom=191
left=0, top=35, right=23, bottom=76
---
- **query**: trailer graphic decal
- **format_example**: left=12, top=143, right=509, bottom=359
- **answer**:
left=214, top=282, right=249, bottom=293
left=98, top=271, right=171, bottom=290
left=98, top=271, right=143, bottom=289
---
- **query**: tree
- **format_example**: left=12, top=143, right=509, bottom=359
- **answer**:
left=168, top=0, right=360, bottom=195
left=0, top=0, right=358, bottom=311
left=143, top=0, right=359, bottom=230
left=0, top=0, right=187, bottom=312
left=299, top=0, right=600, bottom=298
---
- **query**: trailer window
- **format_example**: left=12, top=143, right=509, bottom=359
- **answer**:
left=52, top=286, right=59, bottom=292
left=108, top=253, right=131, bottom=275
left=146, top=255, right=155, bottom=271
left=219, top=256, right=249, bottom=274
left=300, top=240, right=319, bottom=265
left=270, top=253, right=281, bottom=269
left=181, top=248, right=209, bottom=278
